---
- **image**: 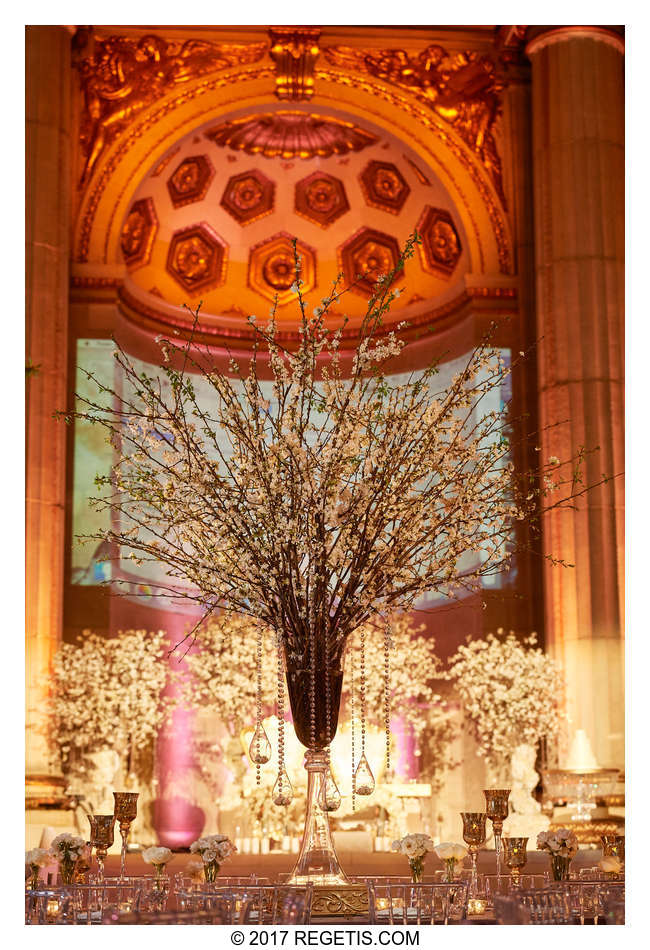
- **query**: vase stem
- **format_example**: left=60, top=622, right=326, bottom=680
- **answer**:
left=120, top=829, right=128, bottom=880
left=469, top=847, right=479, bottom=897
left=288, top=749, right=348, bottom=886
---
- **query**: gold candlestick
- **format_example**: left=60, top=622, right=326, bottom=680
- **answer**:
left=502, top=836, right=528, bottom=886
left=461, top=812, right=487, bottom=897
left=113, top=791, right=139, bottom=879
left=88, top=814, right=115, bottom=883
left=484, top=789, right=510, bottom=877
left=601, top=834, right=625, bottom=870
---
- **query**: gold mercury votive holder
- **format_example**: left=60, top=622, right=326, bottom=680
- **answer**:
left=461, top=812, right=487, bottom=897
left=502, top=836, right=528, bottom=885
left=483, top=788, right=510, bottom=877
left=113, top=791, right=139, bottom=879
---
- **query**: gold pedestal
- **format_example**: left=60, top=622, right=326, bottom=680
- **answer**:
left=311, top=885, right=369, bottom=917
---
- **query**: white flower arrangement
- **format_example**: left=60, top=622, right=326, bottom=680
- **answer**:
left=392, top=833, right=434, bottom=860
left=49, top=629, right=171, bottom=787
left=536, top=828, right=578, bottom=858
left=50, top=833, right=86, bottom=865
left=142, top=846, right=173, bottom=868
left=434, top=842, right=468, bottom=862
left=25, top=847, right=52, bottom=868
left=189, top=834, right=237, bottom=864
left=446, top=629, right=565, bottom=779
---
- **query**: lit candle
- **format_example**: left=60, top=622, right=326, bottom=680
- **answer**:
left=46, top=897, right=61, bottom=919
left=467, top=898, right=487, bottom=915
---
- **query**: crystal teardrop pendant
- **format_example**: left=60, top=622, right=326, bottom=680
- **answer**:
left=354, top=754, right=375, bottom=796
left=272, top=767, right=294, bottom=806
left=321, top=768, right=342, bottom=812
left=248, top=722, right=272, bottom=765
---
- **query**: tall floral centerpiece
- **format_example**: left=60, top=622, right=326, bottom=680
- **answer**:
left=63, top=235, right=598, bottom=886
left=447, top=630, right=564, bottom=784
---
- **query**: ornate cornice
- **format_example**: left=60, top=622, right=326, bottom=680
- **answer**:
left=117, top=282, right=517, bottom=352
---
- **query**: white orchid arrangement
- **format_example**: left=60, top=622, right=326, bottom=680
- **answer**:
left=537, top=828, right=578, bottom=858
left=446, top=629, right=565, bottom=779
left=434, top=841, right=468, bottom=881
left=50, top=629, right=171, bottom=784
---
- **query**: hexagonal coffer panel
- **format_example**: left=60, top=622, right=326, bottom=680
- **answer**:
left=339, top=228, right=402, bottom=296
left=248, top=232, right=316, bottom=306
left=417, top=206, right=462, bottom=277
left=120, top=197, right=158, bottom=270
left=166, top=223, right=228, bottom=295
left=359, top=160, right=410, bottom=214
left=166, top=155, right=215, bottom=209
left=221, top=169, right=275, bottom=225
left=295, top=172, right=349, bottom=228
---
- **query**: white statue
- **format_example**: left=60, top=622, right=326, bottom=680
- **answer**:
left=502, top=743, right=550, bottom=839
left=85, top=748, right=121, bottom=814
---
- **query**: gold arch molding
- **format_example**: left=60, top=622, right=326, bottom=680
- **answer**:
left=73, top=64, right=513, bottom=278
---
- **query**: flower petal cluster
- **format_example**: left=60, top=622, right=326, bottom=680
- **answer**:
left=50, top=834, right=86, bottom=863
left=537, top=828, right=578, bottom=857
left=25, top=848, right=51, bottom=868
left=142, top=846, right=173, bottom=866
left=189, top=833, right=237, bottom=863
left=434, top=842, right=468, bottom=861
left=391, top=833, right=434, bottom=859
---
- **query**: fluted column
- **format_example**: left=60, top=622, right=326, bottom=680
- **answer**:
left=26, top=26, right=72, bottom=784
left=527, top=27, right=624, bottom=767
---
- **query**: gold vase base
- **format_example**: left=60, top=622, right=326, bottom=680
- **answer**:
left=311, top=885, right=369, bottom=917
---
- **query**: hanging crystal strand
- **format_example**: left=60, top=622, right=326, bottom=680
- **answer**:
left=249, top=623, right=271, bottom=782
left=383, top=618, right=392, bottom=773
left=273, top=631, right=293, bottom=806
left=308, top=565, right=316, bottom=752
left=321, top=617, right=341, bottom=812
left=354, top=623, right=375, bottom=796
left=350, top=635, right=356, bottom=812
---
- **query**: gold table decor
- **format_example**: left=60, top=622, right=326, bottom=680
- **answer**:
left=461, top=812, right=487, bottom=897
left=601, top=834, right=625, bottom=867
left=311, top=885, right=369, bottom=917
left=113, top=791, right=139, bottom=880
left=484, top=788, right=510, bottom=877
left=88, top=814, right=116, bottom=883
left=502, top=836, right=528, bottom=884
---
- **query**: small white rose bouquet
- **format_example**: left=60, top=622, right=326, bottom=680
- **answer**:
left=189, top=834, right=237, bottom=883
left=25, top=847, right=52, bottom=889
left=392, top=833, right=434, bottom=883
left=142, top=845, right=173, bottom=881
left=434, top=842, right=468, bottom=883
left=50, top=833, right=86, bottom=885
left=537, top=828, right=578, bottom=881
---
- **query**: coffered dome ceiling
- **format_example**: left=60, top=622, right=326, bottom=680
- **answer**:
left=118, top=104, right=470, bottom=340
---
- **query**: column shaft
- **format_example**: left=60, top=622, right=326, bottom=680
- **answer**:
left=529, top=29, right=624, bottom=767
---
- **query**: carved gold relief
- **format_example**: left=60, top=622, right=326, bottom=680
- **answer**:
left=249, top=232, right=316, bottom=305
left=295, top=172, right=349, bottom=228
left=269, top=27, right=321, bottom=101
left=417, top=206, right=462, bottom=277
left=322, top=44, right=506, bottom=200
left=339, top=228, right=402, bottom=296
left=359, top=160, right=410, bottom=214
left=205, top=112, right=378, bottom=160
left=76, top=34, right=267, bottom=183
left=166, top=223, right=227, bottom=294
left=167, top=155, right=215, bottom=208
left=120, top=197, right=158, bottom=270
left=311, top=886, right=369, bottom=918
left=221, top=170, right=275, bottom=225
